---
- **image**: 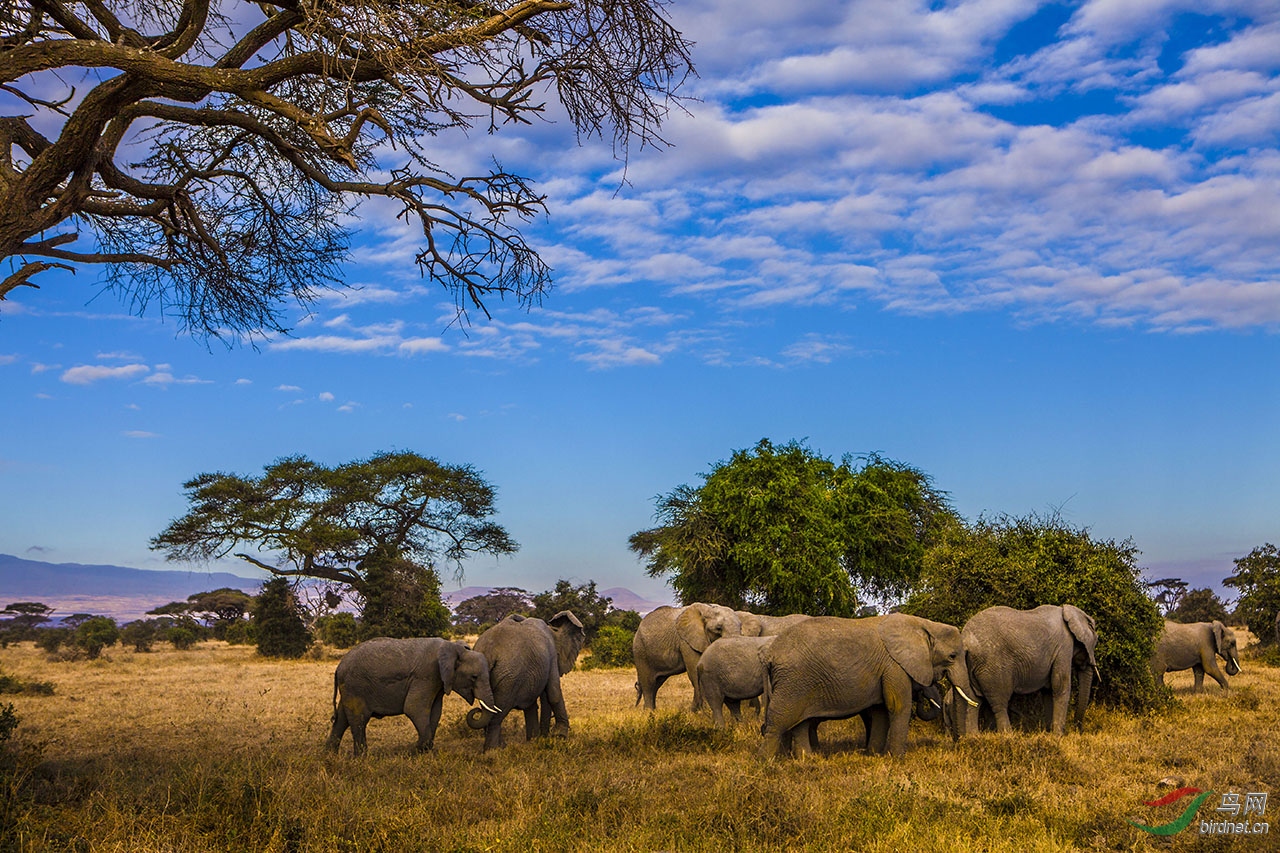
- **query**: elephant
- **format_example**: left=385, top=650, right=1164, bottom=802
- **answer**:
left=466, top=611, right=585, bottom=750
left=959, top=604, right=1098, bottom=736
left=789, top=682, right=946, bottom=756
left=759, top=613, right=975, bottom=758
left=1151, top=620, right=1240, bottom=692
left=632, top=603, right=744, bottom=710
left=736, top=611, right=812, bottom=638
left=696, top=635, right=776, bottom=726
left=325, top=637, right=499, bottom=757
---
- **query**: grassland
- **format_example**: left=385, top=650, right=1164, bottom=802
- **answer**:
left=1, top=640, right=1276, bottom=852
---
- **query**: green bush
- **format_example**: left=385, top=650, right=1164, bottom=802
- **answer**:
left=120, top=620, right=158, bottom=652
left=314, top=613, right=359, bottom=648
left=73, top=616, right=119, bottom=659
left=253, top=578, right=311, bottom=659
left=34, top=628, right=71, bottom=654
left=0, top=703, right=16, bottom=744
left=167, top=625, right=199, bottom=650
left=0, top=670, right=54, bottom=696
left=583, top=625, right=635, bottom=669
left=222, top=619, right=256, bottom=646
left=905, top=513, right=1165, bottom=712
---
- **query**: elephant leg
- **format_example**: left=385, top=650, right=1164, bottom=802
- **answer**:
left=865, top=706, right=890, bottom=755
left=1073, top=666, right=1094, bottom=730
left=523, top=705, right=540, bottom=741
left=747, top=696, right=761, bottom=716
left=405, top=684, right=441, bottom=752
left=680, top=648, right=706, bottom=710
left=539, top=695, right=554, bottom=736
left=544, top=677, right=571, bottom=736
left=792, top=721, right=815, bottom=757
left=483, top=713, right=507, bottom=751
left=1192, top=665, right=1205, bottom=693
left=326, top=703, right=350, bottom=754
left=726, top=699, right=743, bottom=723
left=1203, top=657, right=1229, bottom=690
left=349, top=710, right=373, bottom=758
left=886, top=707, right=912, bottom=758
left=1049, top=667, right=1071, bottom=735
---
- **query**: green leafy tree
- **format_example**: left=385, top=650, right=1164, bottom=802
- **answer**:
left=531, top=580, right=613, bottom=642
left=355, top=548, right=450, bottom=640
left=452, top=588, right=534, bottom=633
left=0, top=603, right=53, bottom=644
left=72, top=617, right=120, bottom=660
left=582, top=625, right=635, bottom=669
left=62, top=614, right=94, bottom=629
left=252, top=577, right=312, bottom=658
left=905, top=513, right=1164, bottom=711
left=1167, top=588, right=1230, bottom=624
left=1147, top=578, right=1188, bottom=615
left=1225, top=544, right=1280, bottom=645
left=166, top=624, right=199, bottom=651
left=0, top=0, right=692, bottom=338
left=120, top=620, right=158, bottom=652
left=152, top=451, right=515, bottom=634
left=602, top=609, right=642, bottom=633
left=34, top=628, right=70, bottom=655
left=314, top=613, right=360, bottom=649
left=630, top=439, right=957, bottom=615
left=184, top=589, right=254, bottom=639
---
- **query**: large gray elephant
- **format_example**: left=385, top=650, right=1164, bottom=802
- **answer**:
left=1151, top=620, right=1240, bottom=692
left=759, top=613, right=975, bottom=758
left=793, top=682, right=946, bottom=756
left=696, top=635, right=776, bottom=726
left=326, top=637, right=499, bottom=757
left=632, top=603, right=744, bottom=710
left=466, top=611, right=585, bottom=750
left=959, top=604, right=1098, bottom=736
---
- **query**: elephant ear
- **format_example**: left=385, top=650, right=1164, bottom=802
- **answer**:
left=549, top=610, right=586, bottom=674
left=1062, top=605, right=1098, bottom=668
left=437, top=641, right=463, bottom=694
left=878, top=614, right=934, bottom=686
left=737, top=611, right=764, bottom=637
left=677, top=604, right=713, bottom=653
left=1212, top=621, right=1226, bottom=654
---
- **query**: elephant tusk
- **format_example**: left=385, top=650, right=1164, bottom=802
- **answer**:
left=927, top=696, right=942, bottom=709
left=1231, top=658, right=1241, bottom=672
left=954, top=685, right=979, bottom=708
left=479, top=700, right=501, bottom=714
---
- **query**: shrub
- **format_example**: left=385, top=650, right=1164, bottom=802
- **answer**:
left=0, top=703, right=16, bottom=745
left=0, top=671, right=54, bottom=696
left=583, top=625, right=635, bottom=669
left=905, top=512, right=1165, bottom=712
left=34, top=628, right=71, bottom=655
left=72, top=616, right=119, bottom=659
left=314, top=613, right=359, bottom=648
left=222, top=620, right=256, bottom=646
left=1168, top=588, right=1229, bottom=624
left=167, top=625, right=199, bottom=650
left=120, top=620, right=158, bottom=652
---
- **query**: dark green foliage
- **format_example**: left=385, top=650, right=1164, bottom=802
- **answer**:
left=1167, top=588, right=1230, bottom=624
left=252, top=578, right=312, bottom=659
left=0, top=602, right=54, bottom=644
left=0, top=703, right=15, bottom=745
left=0, top=671, right=54, bottom=696
left=120, top=620, right=158, bottom=652
left=72, top=617, right=119, bottom=660
left=223, top=620, right=256, bottom=646
left=34, top=628, right=70, bottom=654
left=452, top=588, right=533, bottom=633
left=167, top=625, right=199, bottom=650
left=1224, top=544, right=1280, bottom=645
left=904, top=513, right=1165, bottom=711
left=151, top=451, right=518, bottom=587
left=631, top=439, right=957, bottom=615
left=531, top=581, right=612, bottom=642
left=356, top=549, right=451, bottom=639
left=1147, top=578, right=1188, bottom=615
left=182, top=589, right=255, bottom=639
left=62, top=614, right=94, bottom=629
left=582, top=626, right=634, bottom=669
left=602, top=608, right=642, bottom=633
left=313, top=613, right=359, bottom=648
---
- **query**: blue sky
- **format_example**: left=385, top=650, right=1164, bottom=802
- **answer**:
left=3, top=0, right=1279, bottom=606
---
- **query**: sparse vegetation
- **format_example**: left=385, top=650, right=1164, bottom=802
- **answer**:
left=0, top=639, right=1274, bottom=851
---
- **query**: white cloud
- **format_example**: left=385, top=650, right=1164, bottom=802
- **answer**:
left=276, top=384, right=303, bottom=392
left=399, top=337, right=450, bottom=354
left=0, top=354, right=16, bottom=365
left=61, top=364, right=150, bottom=384
left=318, top=391, right=335, bottom=402
left=143, top=371, right=212, bottom=386
left=235, top=378, right=252, bottom=385
left=123, top=430, right=160, bottom=439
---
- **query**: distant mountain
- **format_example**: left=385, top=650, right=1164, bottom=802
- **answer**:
left=0, top=554, right=263, bottom=623
left=0, top=554, right=675, bottom=622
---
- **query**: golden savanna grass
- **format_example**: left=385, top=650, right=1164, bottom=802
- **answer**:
left=1, top=640, right=1277, bottom=852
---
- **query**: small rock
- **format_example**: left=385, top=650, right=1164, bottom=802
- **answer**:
left=1157, top=776, right=1185, bottom=788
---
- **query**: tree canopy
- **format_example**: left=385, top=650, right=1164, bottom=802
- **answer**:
left=451, top=587, right=534, bottom=633
left=151, top=450, right=517, bottom=589
left=1225, top=543, right=1280, bottom=644
left=0, top=0, right=692, bottom=336
left=629, top=439, right=957, bottom=616
left=1167, top=587, right=1229, bottom=625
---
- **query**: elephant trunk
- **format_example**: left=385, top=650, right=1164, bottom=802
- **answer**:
left=915, top=684, right=943, bottom=722
left=1073, top=664, right=1094, bottom=730
left=945, top=657, right=978, bottom=738
left=466, top=700, right=502, bottom=730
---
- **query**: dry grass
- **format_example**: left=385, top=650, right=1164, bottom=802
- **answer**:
left=1, top=641, right=1277, bottom=852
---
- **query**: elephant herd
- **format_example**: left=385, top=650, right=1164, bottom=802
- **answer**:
left=323, top=601, right=1244, bottom=759
left=634, top=603, right=1245, bottom=759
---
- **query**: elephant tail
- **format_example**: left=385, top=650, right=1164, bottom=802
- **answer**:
left=331, top=670, right=339, bottom=714
left=634, top=680, right=641, bottom=707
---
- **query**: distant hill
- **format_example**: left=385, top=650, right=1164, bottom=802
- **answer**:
left=0, top=554, right=263, bottom=623
left=0, top=554, right=674, bottom=622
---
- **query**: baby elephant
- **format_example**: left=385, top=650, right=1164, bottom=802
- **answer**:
left=326, top=637, right=499, bottom=756
left=1151, top=620, right=1241, bottom=693
left=696, top=635, right=776, bottom=726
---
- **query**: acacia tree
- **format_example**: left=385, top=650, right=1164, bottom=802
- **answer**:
left=150, top=451, right=517, bottom=620
left=629, top=439, right=957, bottom=616
left=0, top=0, right=692, bottom=336
left=1225, top=544, right=1280, bottom=645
